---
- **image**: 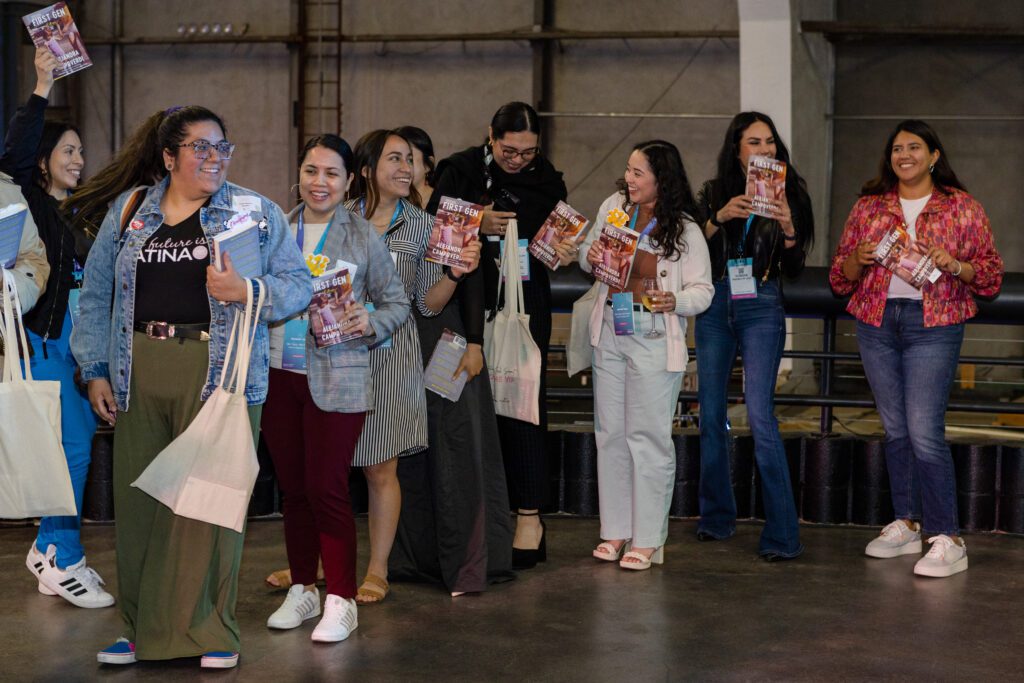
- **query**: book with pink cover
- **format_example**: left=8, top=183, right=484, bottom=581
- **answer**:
left=425, top=196, right=483, bottom=269
left=528, top=201, right=590, bottom=271
left=745, top=155, right=787, bottom=218
left=23, top=2, right=92, bottom=80
left=309, top=268, right=359, bottom=348
left=874, top=224, right=941, bottom=290
left=592, top=222, right=639, bottom=290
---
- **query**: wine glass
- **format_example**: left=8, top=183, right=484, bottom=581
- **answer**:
left=641, top=277, right=663, bottom=339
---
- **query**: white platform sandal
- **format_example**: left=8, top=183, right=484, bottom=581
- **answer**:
left=592, top=540, right=631, bottom=562
left=619, top=546, right=664, bottom=570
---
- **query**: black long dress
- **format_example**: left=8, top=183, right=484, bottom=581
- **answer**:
left=425, top=144, right=567, bottom=511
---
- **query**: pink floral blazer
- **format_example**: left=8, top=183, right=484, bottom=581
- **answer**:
left=829, top=188, right=1003, bottom=327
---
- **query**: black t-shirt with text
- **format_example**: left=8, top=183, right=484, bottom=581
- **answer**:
left=133, top=204, right=212, bottom=325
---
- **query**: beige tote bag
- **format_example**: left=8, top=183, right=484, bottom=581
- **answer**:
left=0, top=269, right=76, bottom=518
left=483, top=219, right=542, bottom=425
left=132, top=279, right=264, bottom=532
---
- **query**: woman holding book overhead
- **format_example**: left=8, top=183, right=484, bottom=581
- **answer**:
left=829, top=120, right=1002, bottom=578
left=0, top=47, right=112, bottom=609
left=577, top=140, right=713, bottom=570
left=259, top=133, right=416, bottom=641
left=425, top=101, right=571, bottom=570
left=71, top=105, right=311, bottom=669
left=694, top=112, right=814, bottom=562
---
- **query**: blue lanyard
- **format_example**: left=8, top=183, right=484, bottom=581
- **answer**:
left=738, top=214, right=755, bottom=258
left=296, top=209, right=332, bottom=256
left=628, top=207, right=657, bottom=237
left=360, top=199, right=403, bottom=237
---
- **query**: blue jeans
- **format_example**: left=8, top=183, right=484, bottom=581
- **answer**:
left=695, top=278, right=802, bottom=557
left=27, top=310, right=97, bottom=568
left=856, top=299, right=963, bottom=536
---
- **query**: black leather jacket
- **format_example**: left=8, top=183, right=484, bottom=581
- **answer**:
left=697, top=179, right=811, bottom=283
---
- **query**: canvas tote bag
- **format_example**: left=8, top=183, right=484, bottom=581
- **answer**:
left=567, top=281, right=600, bottom=377
left=483, top=219, right=542, bottom=425
left=0, top=269, right=76, bottom=518
left=132, top=279, right=264, bottom=532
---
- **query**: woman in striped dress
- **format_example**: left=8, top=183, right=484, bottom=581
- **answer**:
left=345, top=129, right=477, bottom=603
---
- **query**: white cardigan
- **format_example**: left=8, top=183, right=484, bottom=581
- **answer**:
left=577, top=192, right=714, bottom=372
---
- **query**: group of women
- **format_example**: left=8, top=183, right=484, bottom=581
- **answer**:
left=3, top=45, right=1002, bottom=670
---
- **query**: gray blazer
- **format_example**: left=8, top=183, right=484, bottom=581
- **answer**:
left=287, top=204, right=410, bottom=413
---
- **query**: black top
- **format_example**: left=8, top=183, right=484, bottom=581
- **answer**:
left=133, top=205, right=212, bottom=325
left=427, top=144, right=566, bottom=343
left=0, top=94, right=93, bottom=339
left=696, top=178, right=812, bottom=283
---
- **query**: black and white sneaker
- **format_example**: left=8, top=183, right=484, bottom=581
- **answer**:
left=26, top=543, right=58, bottom=596
left=34, top=547, right=115, bottom=609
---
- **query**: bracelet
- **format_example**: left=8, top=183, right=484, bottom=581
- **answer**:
left=783, top=232, right=797, bottom=241
left=709, top=213, right=723, bottom=228
left=445, top=268, right=466, bottom=284
left=951, top=260, right=963, bottom=277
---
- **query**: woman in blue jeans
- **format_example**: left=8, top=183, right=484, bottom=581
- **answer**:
left=694, top=112, right=814, bottom=561
left=830, top=120, right=1002, bottom=578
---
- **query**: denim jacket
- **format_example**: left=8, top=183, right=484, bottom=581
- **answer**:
left=285, top=204, right=410, bottom=413
left=70, top=177, right=312, bottom=410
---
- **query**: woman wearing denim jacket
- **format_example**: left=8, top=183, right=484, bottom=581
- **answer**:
left=70, top=106, right=311, bottom=669
left=830, top=120, right=1003, bottom=579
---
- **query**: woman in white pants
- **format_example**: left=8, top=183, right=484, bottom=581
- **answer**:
left=577, top=140, right=713, bottom=570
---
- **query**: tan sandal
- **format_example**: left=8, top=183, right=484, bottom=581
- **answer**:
left=265, top=562, right=325, bottom=590
left=355, top=574, right=389, bottom=604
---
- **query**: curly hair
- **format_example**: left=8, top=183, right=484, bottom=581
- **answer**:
left=614, top=140, right=698, bottom=261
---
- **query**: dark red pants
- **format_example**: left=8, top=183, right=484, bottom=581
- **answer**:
left=261, top=368, right=366, bottom=598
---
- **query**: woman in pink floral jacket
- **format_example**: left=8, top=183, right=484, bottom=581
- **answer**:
left=830, top=120, right=1002, bottom=580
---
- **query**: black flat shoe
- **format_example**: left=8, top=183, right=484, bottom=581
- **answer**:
left=696, top=531, right=717, bottom=542
left=512, top=514, right=546, bottom=570
left=760, top=552, right=799, bottom=563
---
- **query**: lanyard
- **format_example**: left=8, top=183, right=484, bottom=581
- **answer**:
left=738, top=214, right=755, bottom=258
left=628, top=206, right=657, bottom=237
left=360, top=199, right=403, bottom=237
left=296, top=209, right=333, bottom=256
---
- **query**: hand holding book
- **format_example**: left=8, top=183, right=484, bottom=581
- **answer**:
left=449, top=239, right=482, bottom=279
left=206, top=252, right=248, bottom=303
left=33, top=48, right=59, bottom=99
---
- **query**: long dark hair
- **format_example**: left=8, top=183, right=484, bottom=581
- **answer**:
left=615, top=140, right=698, bottom=262
left=34, top=120, right=80, bottom=194
left=299, top=134, right=354, bottom=174
left=394, top=125, right=435, bottom=187
left=349, top=129, right=422, bottom=218
left=158, top=105, right=227, bottom=157
left=710, top=111, right=814, bottom=247
left=64, top=110, right=167, bottom=239
left=860, top=119, right=966, bottom=196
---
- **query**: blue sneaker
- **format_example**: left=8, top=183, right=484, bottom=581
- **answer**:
left=200, top=651, right=239, bottom=669
left=97, top=638, right=136, bottom=665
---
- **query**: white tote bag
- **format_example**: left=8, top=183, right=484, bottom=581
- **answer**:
left=567, top=281, right=600, bottom=377
left=483, top=219, right=542, bottom=425
left=132, top=280, right=264, bottom=532
left=0, top=269, right=76, bottom=518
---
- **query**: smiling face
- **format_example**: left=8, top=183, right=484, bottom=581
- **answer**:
left=890, top=131, right=939, bottom=188
left=300, top=145, right=350, bottom=218
left=490, top=129, right=539, bottom=174
left=408, top=144, right=433, bottom=191
left=163, top=120, right=230, bottom=200
left=736, top=120, right=777, bottom=168
left=623, top=149, right=658, bottom=207
left=44, top=129, right=84, bottom=196
left=372, top=135, right=414, bottom=202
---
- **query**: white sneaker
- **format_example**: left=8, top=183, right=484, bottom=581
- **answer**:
left=267, top=584, right=321, bottom=629
left=25, top=543, right=57, bottom=595
left=311, top=594, right=358, bottom=643
left=914, top=535, right=968, bottom=578
left=37, top=553, right=115, bottom=609
left=865, top=520, right=922, bottom=558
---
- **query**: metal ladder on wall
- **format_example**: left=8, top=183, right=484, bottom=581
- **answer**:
left=298, top=0, right=342, bottom=143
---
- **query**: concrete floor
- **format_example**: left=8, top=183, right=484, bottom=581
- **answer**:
left=2, top=518, right=1022, bottom=682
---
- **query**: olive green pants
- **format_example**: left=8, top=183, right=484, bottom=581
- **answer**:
left=112, top=333, right=261, bottom=660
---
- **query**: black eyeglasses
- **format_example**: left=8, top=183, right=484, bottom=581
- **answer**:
left=494, top=139, right=539, bottom=161
left=177, top=140, right=236, bottom=160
